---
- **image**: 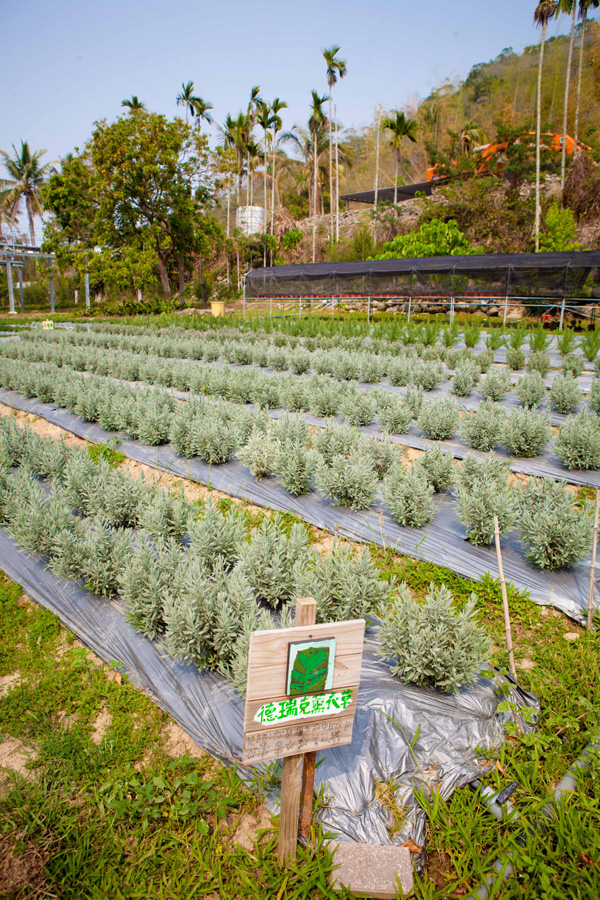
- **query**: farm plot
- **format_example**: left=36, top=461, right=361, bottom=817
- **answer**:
left=0, top=321, right=598, bottom=618
left=0, top=413, right=536, bottom=853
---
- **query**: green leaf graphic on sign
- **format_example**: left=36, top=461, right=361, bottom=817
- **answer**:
left=289, top=646, right=330, bottom=696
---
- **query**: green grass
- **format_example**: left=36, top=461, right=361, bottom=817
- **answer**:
left=369, top=544, right=600, bottom=898
left=0, top=575, right=349, bottom=899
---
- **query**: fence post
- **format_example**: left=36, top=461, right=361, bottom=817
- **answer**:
left=18, top=265, right=24, bottom=313
left=559, top=298, right=566, bottom=332
left=407, top=296, right=412, bottom=324
left=6, top=254, right=15, bottom=315
left=450, top=296, right=454, bottom=325
left=84, top=272, right=91, bottom=310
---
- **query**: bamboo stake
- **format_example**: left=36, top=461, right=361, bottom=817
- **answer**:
left=494, top=515, right=516, bottom=678
left=587, top=489, right=600, bottom=631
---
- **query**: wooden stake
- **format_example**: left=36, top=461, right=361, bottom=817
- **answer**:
left=277, top=597, right=317, bottom=861
left=587, top=489, right=600, bottom=631
left=494, top=515, right=516, bottom=679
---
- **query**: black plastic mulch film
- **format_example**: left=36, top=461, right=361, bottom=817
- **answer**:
left=1, top=388, right=596, bottom=624
left=0, top=492, right=537, bottom=853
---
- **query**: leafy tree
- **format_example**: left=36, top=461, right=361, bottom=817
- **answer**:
left=176, top=81, right=213, bottom=129
left=308, top=91, right=329, bottom=262
left=573, top=2, right=600, bottom=152
left=538, top=203, right=581, bottom=251
left=375, top=218, right=482, bottom=259
left=0, top=141, right=52, bottom=244
left=43, top=110, right=221, bottom=299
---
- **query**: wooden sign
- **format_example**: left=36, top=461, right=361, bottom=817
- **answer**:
left=242, top=613, right=365, bottom=766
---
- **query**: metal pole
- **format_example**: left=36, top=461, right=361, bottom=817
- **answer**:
left=503, top=265, right=511, bottom=329
left=85, top=272, right=90, bottom=310
left=450, top=296, right=455, bottom=325
left=49, top=259, right=55, bottom=314
left=6, top=254, right=15, bottom=315
left=18, top=265, right=24, bottom=313
left=559, top=298, right=566, bottom=332
left=368, top=296, right=371, bottom=323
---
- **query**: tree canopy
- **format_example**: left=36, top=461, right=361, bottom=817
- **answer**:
left=43, top=110, right=222, bottom=299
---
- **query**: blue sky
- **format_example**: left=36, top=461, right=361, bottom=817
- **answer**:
left=1, top=0, right=584, bottom=167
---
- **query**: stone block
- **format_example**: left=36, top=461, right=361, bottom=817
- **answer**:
left=328, top=840, right=413, bottom=898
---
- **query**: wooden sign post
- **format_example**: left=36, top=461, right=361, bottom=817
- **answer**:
left=242, top=598, right=365, bottom=860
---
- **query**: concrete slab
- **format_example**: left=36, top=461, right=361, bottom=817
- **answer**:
left=329, top=841, right=414, bottom=898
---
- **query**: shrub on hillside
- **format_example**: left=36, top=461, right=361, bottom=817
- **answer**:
left=239, top=515, right=309, bottom=608
left=506, top=347, right=526, bottom=371
left=527, top=350, right=551, bottom=378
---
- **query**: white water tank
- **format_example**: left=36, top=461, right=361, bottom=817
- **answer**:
left=236, top=205, right=267, bottom=236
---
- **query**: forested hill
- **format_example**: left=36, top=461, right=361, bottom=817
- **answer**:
left=341, top=19, right=600, bottom=196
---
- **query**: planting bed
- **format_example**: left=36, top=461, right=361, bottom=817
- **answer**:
left=0, top=412, right=536, bottom=853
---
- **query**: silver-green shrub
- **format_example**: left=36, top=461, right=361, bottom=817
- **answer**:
left=527, top=350, right=551, bottom=377
left=274, top=443, right=317, bottom=495
left=376, top=583, right=491, bottom=693
left=378, top=400, right=412, bottom=434
left=506, top=347, right=526, bottom=371
left=555, top=412, right=600, bottom=470
left=316, top=454, right=378, bottom=510
left=562, top=353, right=584, bottom=378
left=451, top=363, right=477, bottom=397
left=382, top=463, right=435, bottom=527
left=461, top=401, right=505, bottom=452
left=550, top=373, right=582, bottom=414
left=239, top=514, right=309, bottom=607
left=359, top=437, right=395, bottom=479
left=314, top=422, right=359, bottom=465
left=516, top=477, right=592, bottom=569
left=414, top=446, right=454, bottom=492
left=237, top=429, right=280, bottom=479
left=515, top=371, right=546, bottom=409
left=417, top=397, right=460, bottom=440
left=295, top=543, right=393, bottom=623
left=481, top=368, right=512, bottom=401
left=340, top=392, right=376, bottom=426
left=502, top=409, right=551, bottom=457
left=188, top=498, right=246, bottom=571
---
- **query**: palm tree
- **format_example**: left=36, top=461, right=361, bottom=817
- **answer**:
left=558, top=0, right=577, bottom=189
left=257, top=101, right=275, bottom=261
left=308, top=91, right=328, bottom=262
left=177, top=81, right=196, bottom=123
left=270, top=98, right=288, bottom=233
left=533, top=1, right=558, bottom=252
left=246, top=86, right=262, bottom=205
left=573, top=0, right=600, bottom=154
left=192, top=97, right=214, bottom=131
left=0, top=142, right=52, bottom=245
left=176, top=82, right=214, bottom=130
left=282, top=125, right=341, bottom=215
left=121, top=96, right=145, bottom=111
left=220, top=113, right=250, bottom=205
left=323, top=45, right=347, bottom=242
left=381, top=111, right=419, bottom=205
left=458, top=121, right=487, bottom=156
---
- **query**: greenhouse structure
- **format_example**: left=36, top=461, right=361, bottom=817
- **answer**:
left=245, top=250, right=600, bottom=326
